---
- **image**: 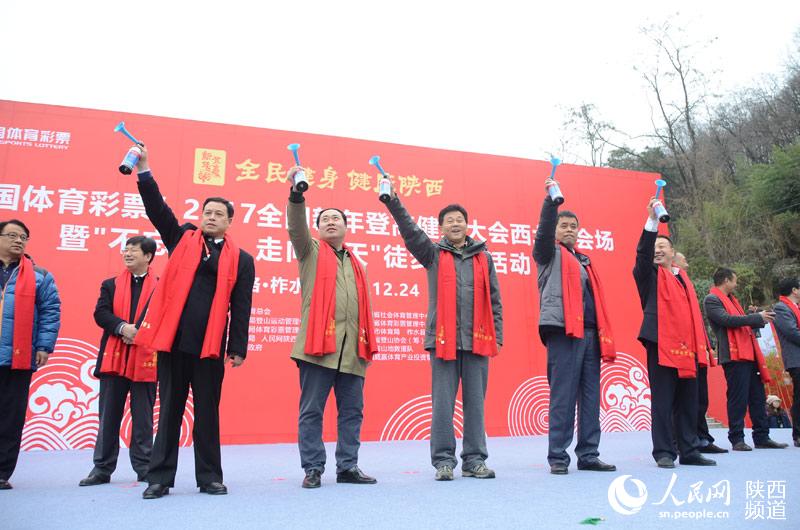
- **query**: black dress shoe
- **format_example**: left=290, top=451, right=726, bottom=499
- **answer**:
left=656, top=457, right=675, bottom=468
left=0, top=479, right=12, bottom=490
left=732, top=441, right=752, bottom=451
left=699, top=443, right=728, bottom=454
left=577, top=460, right=616, bottom=472
left=679, top=454, right=716, bottom=466
left=336, top=466, right=377, bottom=484
left=79, top=474, right=110, bottom=487
left=754, top=439, right=789, bottom=449
left=199, top=482, right=228, bottom=495
left=302, top=469, right=321, bottom=489
left=794, top=439, right=800, bottom=448
left=550, top=463, right=568, bottom=475
left=142, top=484, right=170, bottom=499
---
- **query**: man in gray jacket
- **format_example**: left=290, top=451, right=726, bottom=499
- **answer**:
left=533, top=179, right=617, bottom=475
left=703, top=267, right=787, bottom=451
left=383, top=183, right=502, bottom=481
left=773, top=277, right=800, bottom=447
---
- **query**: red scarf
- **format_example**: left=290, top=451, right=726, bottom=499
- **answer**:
left=710, top=287, right=771, bottom=383
left=656, top=267, right=706, bottom=378
left=559, top=245, right=616, bottom=362
left=99, top=269, right=157, bottom=382
left=9, top=256, right=36, bottom=370
left=304, top=242, right=377, bottom=361
left=435, top=249, right=498, bottom=361
left=136, top=230, right=239, bottom=359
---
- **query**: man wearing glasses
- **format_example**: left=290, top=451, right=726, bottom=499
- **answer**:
left=0, top=219, right=61, bottom=490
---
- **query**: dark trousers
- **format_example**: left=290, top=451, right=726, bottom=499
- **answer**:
left=297, top=360, right=364, bottom=474
left=91, top=375, right=155, bottom=480
left=696, top=366, right=715, bottom=445
left=645, top=342, right=701, bottom=461
left=545, top=329, right=602, bottom=466
left=723, top=360, right=770, bottom=445
left=789, top=368, right=800, bottom=442
left=429, top=350, right=489, bottom=470
left=146, top=351, right=224, bottom=487
left=0, top=367, right=33, bottom=481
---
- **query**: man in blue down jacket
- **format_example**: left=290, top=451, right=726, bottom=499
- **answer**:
left=0, top=219, right=61, bottom=490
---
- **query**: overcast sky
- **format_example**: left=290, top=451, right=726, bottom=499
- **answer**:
left=2, top=1, right=799, bottom=162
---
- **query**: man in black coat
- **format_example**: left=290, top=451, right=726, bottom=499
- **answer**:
left=133, top=146, right=255, bottom=499
left=673, top=252, right=727, bottom=455
left=633, top=199, right=715, bottom=468
left=80, top=236, right=158, bottom=486
left=703, top=267, right=787, bottom=451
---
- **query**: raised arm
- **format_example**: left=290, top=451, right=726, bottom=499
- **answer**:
left=633, top=199, right=660, bottom=289
left=134, top=147, right=184, bottom=251
left=286, top=180, right=313, bottom=262
left=384, top=195, right=438, bottom=268
left=533, top=193, right=559, bottom=265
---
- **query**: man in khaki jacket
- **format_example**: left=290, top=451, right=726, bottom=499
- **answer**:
left=286, top=166, right=378, bottom=489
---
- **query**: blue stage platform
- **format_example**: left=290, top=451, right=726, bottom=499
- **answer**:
left=3, top=428, right=798, bottom=529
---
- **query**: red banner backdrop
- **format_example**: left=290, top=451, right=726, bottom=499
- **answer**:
left=1, top=100, right=707, bottom=450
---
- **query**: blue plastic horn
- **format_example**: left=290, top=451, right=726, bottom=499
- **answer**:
left=655, top=179, right=666, bottom=199
left=369, top=155, right=388, bottom=177
left=286, top=143, right=308, bottom=192
left=653, top=179, right=670, bottom=223
left=287, top=143, right=302, bottom=166
left=114, top=121, right=141, bottom=145
left=549, top=156, right=561, bottom=179
left=546, top=156, right=565, bottom=205
left=370, top=155, right=393, bottom=203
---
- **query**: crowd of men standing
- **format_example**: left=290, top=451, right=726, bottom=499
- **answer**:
left=0, top=146, right=798, bottom=496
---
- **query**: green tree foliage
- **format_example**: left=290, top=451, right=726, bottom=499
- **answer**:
left=600, top=31, right=800, bottom=304
left=747, top=142, right=800, bottom=220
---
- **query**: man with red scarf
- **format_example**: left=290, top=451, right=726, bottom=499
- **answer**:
left=633, top=199, right=716, bottom=468
left=773, top=277, right=800, bottom=447
left=286, top=166, right=379, bottom=489
left=703, top=267, right=787, bottom=451
left=383, top=181, right=503, bottom=482
left=132, top=147, right=256, bottom=499
left=673, top=252, right=727, bottom=455
left=534, top=179, right=617, bottom=475
left=79, top=236, right=159, bottom=487
left=0, top=219, right=61, bottom=490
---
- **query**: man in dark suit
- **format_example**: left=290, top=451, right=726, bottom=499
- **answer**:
left=703, top=267, right=787, bottom=451
left=771, top=277, right=800, bottom=447
left=673, top=252, right=727, bottom=455
left=132, top=146, right=256, bottom=499
left=633, top=199, right=715, bottom=468
left=80, top=236, right=158, bottom=486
